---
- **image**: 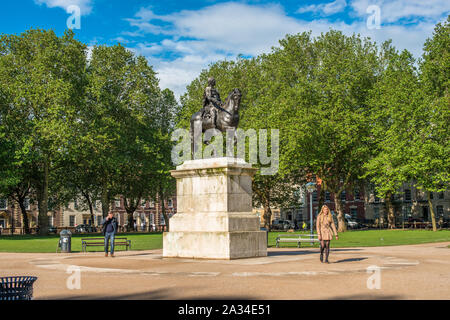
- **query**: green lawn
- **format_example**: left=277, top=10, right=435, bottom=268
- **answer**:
left=0, top=230, right=449, bottom=253
left=0, top=233, right=163, bottom=253
left=268, top=229, right=450, bottom=248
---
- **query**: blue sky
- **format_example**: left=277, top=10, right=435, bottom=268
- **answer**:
left=1, top=1, right=449, bottom=97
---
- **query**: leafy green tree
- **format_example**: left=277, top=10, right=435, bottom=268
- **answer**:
left=0, top=29, right=87, bottom=234
left=81, top=45, right=178, bottom=231
left=257, top=31, right=380, bottom=232
left=364, top=17, right=449, bottom=230
left=363, top=45, right=422, bottom=229
left=414, top=16, right=450, bottom=230
left=152, top=89, right=179, bottom=231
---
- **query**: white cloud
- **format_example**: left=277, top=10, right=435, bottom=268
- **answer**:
left=297, top=0, right=347, bottom=16
left=127, top=3, right=315, bottom=97
left=123, top=1, right=446, bottom=98
left=350, top=0, right=450, bottom=23
left=127, top=3, right=309, bottom=56
left=34, top=0, right=93, bottom=15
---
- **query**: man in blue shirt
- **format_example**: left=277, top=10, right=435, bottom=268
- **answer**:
left=102, top=212, right=118, bottom=257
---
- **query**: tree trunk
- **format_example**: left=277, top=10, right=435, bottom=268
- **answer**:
left=334, top=191, right=346, bottom=232
left=101, top=182, right=109, bottom=218
left=428, top=192, right=437, bottom=232
left=10, top=201, right=15, bottom=234
left=127, top=210, right=135, bottom=232
left=263, top=201, right=272, bottom=230
left=82, top=190, right=95, bottom=226
left=160, top=195, right=169, bottom=232
left=18, top=199, right=30, bottom=234
left=37, top=160, right=49, bottom=235
left=318, top=186, right=325, bottom=212
left=385, top=193, right=396, bottom=229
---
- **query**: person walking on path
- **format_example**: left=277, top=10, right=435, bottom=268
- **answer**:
left=102, top=212, right=118, bottom=257
left=316, top=205, right=338, bottom=263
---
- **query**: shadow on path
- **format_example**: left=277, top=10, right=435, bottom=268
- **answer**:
left=40, top=288, right=257, bottom=300
left=268, top=251, right=315, bottom=256
left=327, top=293, right=404, bottom=300
left=268, top=248, right=363, bottom=257
left=333, top=257, right=368, bottom=263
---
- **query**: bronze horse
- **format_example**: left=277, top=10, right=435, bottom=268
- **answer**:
left=190, top=88, right=242, bottom=157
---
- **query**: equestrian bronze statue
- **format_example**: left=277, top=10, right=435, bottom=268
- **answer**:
left=190, top=77, right=241, bottom=157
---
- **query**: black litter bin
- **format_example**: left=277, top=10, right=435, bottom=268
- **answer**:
left=59, top=229, right=72, bottom=253
left=0, top=276, right=38, bottom=300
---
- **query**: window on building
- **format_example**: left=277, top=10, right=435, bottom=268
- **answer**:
left=350, top=208, right=357, bottom=219
left=115, top=200, right=121, bottom=208
left=312, top=191, right=318, bottom=202
left=438, top=192, right=444, bottom=199
left=149, top=200, right=155, bottom=208
left=403, top=206, right=412, bottom=218
left=69, top=215, right=75, bottom=227
left=48, top=216, right=54, bottom=227
left=404, top=189, right=412, bottom=201
left=340, top=191, right=346, bottom=202
left=325, top=191, right=331, bottom=202
left=429, top=192, right=434, bottom=200
left=354, top=189, right=360, bottom=200
left=74, top=199, right=79, bottom=210
left=97, top=215, right=102, bottom=225
left=374, top=207, right=380, bottom=219
left=437, top=205, right=444, bottom=217
left=160, top=214, right=165, bottom=225
left=0, top=199, right=7, bottom=210
left=168, top=198, right=173, bottom=208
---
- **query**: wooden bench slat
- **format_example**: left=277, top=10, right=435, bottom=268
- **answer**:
left=275, top=234, right=320, bottom=248
left=81, top=237, right=132, bottom=252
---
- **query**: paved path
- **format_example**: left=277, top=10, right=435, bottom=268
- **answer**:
left=1, top=242, right=449, bottom=299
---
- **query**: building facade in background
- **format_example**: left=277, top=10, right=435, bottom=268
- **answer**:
left=0, top=195, right=176, bottom=234
left=1, top=181, right=448, bottom=233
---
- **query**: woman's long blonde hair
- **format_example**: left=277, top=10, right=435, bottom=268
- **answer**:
left=318, top=205, right=333, bottom=224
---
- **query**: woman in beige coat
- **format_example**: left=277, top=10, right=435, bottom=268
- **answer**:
left=316, top=205, right=338, bottom=263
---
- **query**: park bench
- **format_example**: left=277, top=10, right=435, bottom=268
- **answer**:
left=275, top=234, right=320, bottom=248
left=81, top=237, right=131, bottom=253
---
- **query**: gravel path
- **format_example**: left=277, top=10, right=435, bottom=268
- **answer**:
left=1, top=242, right=449, bottom=299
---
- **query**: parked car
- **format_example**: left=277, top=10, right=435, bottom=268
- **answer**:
left=408, top=217, right=424, bottom=223
left=48, top=226, right=58, bottom=234
left=346, top=218, right=360, bottom=229
left=74, top=224, right=97, bottom=233
left=272, top=219, right=295, bottom=231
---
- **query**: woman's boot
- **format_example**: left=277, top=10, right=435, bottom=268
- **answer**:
left=320, top=243, right=324, bottom=262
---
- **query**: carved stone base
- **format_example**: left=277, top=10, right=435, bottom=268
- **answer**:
left=163, top=157, right=267, bottom=260
left=163, top=230, right=267, bottom=260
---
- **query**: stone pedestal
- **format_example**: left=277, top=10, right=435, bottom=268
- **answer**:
left=163, top=157, right=267, bottom=259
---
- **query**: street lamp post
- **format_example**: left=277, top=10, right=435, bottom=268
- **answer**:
left=305, top=182, right=317, bottom=245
